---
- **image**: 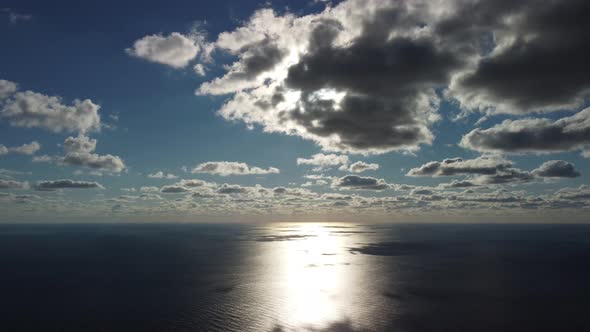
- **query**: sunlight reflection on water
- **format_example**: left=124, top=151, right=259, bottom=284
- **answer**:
left=249, top=223, right=388, bottom=331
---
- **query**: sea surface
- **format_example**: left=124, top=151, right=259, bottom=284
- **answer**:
left=1, top=223, right=590, bottom=331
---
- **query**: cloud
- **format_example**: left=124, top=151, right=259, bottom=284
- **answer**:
left=297, top=153, right=349, bottom=169
left=35, top=179, right=103, bottom=190
left=59, top=135, right=125, bottom=173
left=126, top=32, right=203, bottom=68
left=160, top=185, right=190, bottom=193
left=331, top=175, right=389, bottom=190
left=0, top=79, right=17, bottom=98
left=0, top=141, right=41, bottom=156
left=339, top=161, right=379, bottom=173
left=193, top=63, right=206, bottom=76
left=460, top=108, right=590, bottom=154
left=532, top=160, right=581, bottom=178
left=407, top=155, right=547, bottom=185
left=0, top=8, right=32, bottom=24
left=0, top=179, right=29, bottom=189
left=447, top=0, right=590, bottom=115
left=192, top=161, right=279, bottom=176
left=194, top=0, right=590, bottom=154
left=32, top=155, right=53, bottom=163
left=177, top=179, right=211, bottom=187
left=1, top=90, right=101, bottom=134
left=438, top=180, right=477, bottom=189
left=216, top=183, right=249, bottom=194
left=407, top=156, right=512, bottom=177
left=148, top=171, right=178, bottom=179
left=198, top=2, right=471, bottom=154
left=10, top=141, right=41, bottom=155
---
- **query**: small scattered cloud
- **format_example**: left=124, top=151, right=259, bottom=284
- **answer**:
left=532, top=160, right=581, bottom=178
left=331, top=175, right=390, bottom=191
left=339, top=161, right=379, bottom=173
left=35, top=179, right=103, bottom=191
left=192, top=161, right=279, bottom=176
left=59, top=135, right=125, bottom=173
left=297, top=153, right=349, bottom=170
left=0, top=179, right=29, bottom=189
left=126, top=32, right=205, bottom=68
left=148, top=171, right=178, bottom=179
left=1, top=8, right=32, bottom=24
left=0, top=141, right=40, bottom=156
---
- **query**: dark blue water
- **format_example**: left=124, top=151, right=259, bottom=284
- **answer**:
left=1, top=223, right=590, bottom=331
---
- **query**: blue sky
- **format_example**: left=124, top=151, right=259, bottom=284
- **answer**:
left=1, top=0, right=590, bottom=222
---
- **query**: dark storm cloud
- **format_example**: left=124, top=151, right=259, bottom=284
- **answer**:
left=331, top=175, right=390, bottom=191
left=532, top=160, right=581, bottom=178
left=449, top=0, right=590, bottom=113
left=35, top=179, right=103, bottom=190
left=200, top=0, right=590, bottom=155
left=283, top=12, right=464, bottom=152
left=461, top=109, right=590, bottom=154
left=239, top=39, right=285, bottom=79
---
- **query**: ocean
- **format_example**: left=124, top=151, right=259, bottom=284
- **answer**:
left=1, top=223, right=589, bottom=331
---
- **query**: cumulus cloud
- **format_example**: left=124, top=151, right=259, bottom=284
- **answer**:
left=1, top=91, right=101, bottom=134
left=193, top=0, right=590, bottom=155
left=198, top=2, right=471, bottom=154
left=216, top=183, right=249, bottom=195
left=35, top=179, right=103, bottom=190
left=32, top=155, right=53, bottom=163
left=339, top=161, right=379, bottom=173
left=148, top=171, right=178, bottom=179
left=0, top=179, right=29, bottom=189
left=0, top=79, right=17, bottom=98
left=192, top=161, right=279, bottom=176
left=160, top=185, right=190, bottom=193
left=532, top=160, right=581, bottom=178
left=414, top=157, right=582, bottom=185
left=447, top=0, right=590, bottom=115
left=59, top=135, right=125, bottom=173
left=140, top=186, right=159, bottom=192
left=407, top=156, right=512, bottom=177
left=126, top=32, right=203, bottom=68
left=297, top=153, right=349, bottom=169
left=0, top=141, right=40, bottom=156
left=460, top=108, right=590, bottom=154
left=331, top=175, right=390, bottom=190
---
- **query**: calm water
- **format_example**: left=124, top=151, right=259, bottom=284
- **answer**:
left=1, top=223, right=590, bottom=331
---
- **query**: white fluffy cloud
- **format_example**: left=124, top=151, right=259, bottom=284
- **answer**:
left=0, top=141, right=41, bottom=156
left=1, top=90, right=101, bottom=134
left=339, top=161, right=379, bottom=173
left=297, top=153, right=349, bottom=169
left=0, top=79, right=17, bottom=99
left=126, top=32, right=203, bottom=68
left=59, top=135, right=126, bottom=173
left=191, top=161, right=279, bottom=176
left=148, top=171, right=178, bottom=179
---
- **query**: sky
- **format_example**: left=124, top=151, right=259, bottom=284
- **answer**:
left=1, top=0, right=589, bottom=223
